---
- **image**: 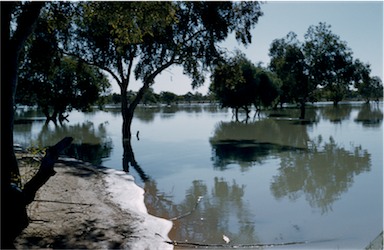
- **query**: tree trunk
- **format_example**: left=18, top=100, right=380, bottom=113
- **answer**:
left=23, top=137, right=73, bottom=203
left=299, top=99, right=306, bottom=120
left=333, top=99, right=340, bottom=106
left=121, top=87, right=132, bottom=140
left=3, top=137, right=73, bottom=248
left=2, top=3, right=46, bottom=248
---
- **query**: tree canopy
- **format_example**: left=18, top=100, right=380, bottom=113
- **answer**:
left=59, top=1, right=263, bottom=138
left=17, top=16, right=110, bottom=123
left=210, top=52, right=280, bottom=121
left=269, top=22, right=381, bottom=119
left=303, top=22, right=355, bottom=105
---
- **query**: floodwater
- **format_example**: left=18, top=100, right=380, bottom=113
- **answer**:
left=14, top=102, right=383, bottom=249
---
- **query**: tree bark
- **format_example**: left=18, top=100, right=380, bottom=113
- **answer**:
left=23, top=137, right=73, bottom=204
left=2, top=3, right=46, bottom=248
left=3, top=137, right=73, bottom=249
left=120, top=60, right=175, bottom=140
left=299, top=99, right=306, bottom=120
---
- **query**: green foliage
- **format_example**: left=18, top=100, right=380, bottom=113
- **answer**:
left=269, top=32, right=311, bottom=106
left=269, top=22, right=381, bottom=107
left=303, top=22, right=355, bottom=105
left=141, top=88, right=158, bottom=105
left=160, top=91, right=179, bottom=105
left=210, top=52, right=280, bottom=116
left=59, top=1, right=263, bottom=137
left=17, top=16, right=111, bottom=123
left=352, top=59, right=383, bottom=102
left=256, top=68, right=281, bottom=108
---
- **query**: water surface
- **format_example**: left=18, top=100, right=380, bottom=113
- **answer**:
left=14, top=102, right=383, bottom=248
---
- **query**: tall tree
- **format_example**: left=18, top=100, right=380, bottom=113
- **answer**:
left=269, top=32, right=312, bottom=119
left=211, top=52, right=280, bottom=121
left=62, top=1, right=263, bottom=140
left=2, top=1, right=45, bottom=189
left=17, top=13, right=111, bottom=124
left=352, top=59, right=383, bottom=103
left=270, top=23, right=364, bottom=118
left=18, top=42, right=111, bottom=123
left=303, top=22, right=355, bottom=105
left=1, top=3, right=83, bottom=247
left=1, top=2, right=65, bottom=248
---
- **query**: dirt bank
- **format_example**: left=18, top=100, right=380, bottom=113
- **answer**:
left=14, top=157, right=172, bottom=249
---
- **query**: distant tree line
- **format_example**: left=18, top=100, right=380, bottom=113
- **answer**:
left=101, top=89, right=216, bottom=106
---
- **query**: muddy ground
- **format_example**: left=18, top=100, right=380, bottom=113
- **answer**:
left=14, top=155, right=167, bottom=249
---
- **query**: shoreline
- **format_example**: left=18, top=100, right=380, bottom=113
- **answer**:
left=15, top=156, right=173, bottom=249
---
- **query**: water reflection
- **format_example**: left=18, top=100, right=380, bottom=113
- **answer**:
left=145, top=177, right=260, bottom=245
left=210, top=120, right=309, bottom=170
left=355, top=103, right=383, bottom=127
left=13, top=103, right=381, bottom=247
left=319, top=104, right=352, bottom=123
left=210, top=118, right=371, bottom=213
left=122, top=140, right=149, bottom=181
left=271, top=136, right=371, bottom=213
left=103, top=104, right=224, bottom=123
left=14, top=121, right=113, bottom=166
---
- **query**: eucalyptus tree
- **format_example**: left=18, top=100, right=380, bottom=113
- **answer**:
left=64, top=1, right=263, bottom=140
left=2, top=1, right=45, bottom=184
left=352, top=59, right=383, bottom=103
left=211, top=52, right=280, bottom=121
left=210, top=53, right=252, bottom=120
left=269, top=32, right=312, bottom=119
left=17, top=16, right=110, bottom=124
left=270, top=22, right=363, bottom=119
left=303, top=22, right=355, bottom=105
left=2, top=2, right=48, bottom=248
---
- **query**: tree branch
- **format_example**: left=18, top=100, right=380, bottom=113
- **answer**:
left=125, top=47, right=137, bottom=89
left=62, top=51, right=122, bottom=86
left=22, top=137, right=73, bottom=205
left=128, top=59, right=176, bottom=114
left=11, top=2, right=46, bottom=54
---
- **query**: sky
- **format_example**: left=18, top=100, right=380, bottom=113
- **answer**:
left=110, top=1, right=383, bottom=95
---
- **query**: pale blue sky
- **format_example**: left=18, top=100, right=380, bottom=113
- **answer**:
left=113, top=1, right=383, bottom=95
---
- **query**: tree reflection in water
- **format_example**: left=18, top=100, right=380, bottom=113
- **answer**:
left=320, top=104, right=352, bottom=123
left=271, top=136, right=370, bottom=214
left=122, top=140, right=149, bottom=182
left=209, top=119, right=371, bottom=213
left=210, top=119, right=309, bottom=170
left=33, top=122, right=113, bottom=166
left=354, top=103, right=383, bottom=127
left=145, top=177, right=260, bottom=244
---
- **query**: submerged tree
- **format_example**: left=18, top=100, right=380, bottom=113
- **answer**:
left=352, top=59, right=383, bottom=103
left=211, top=52, right=280, bottom=121
left=303, top=22, right=355, bottom=106
left=62, top=1, right=263, bottom=139
left=16, top=7, right=110, bottom=124
left=18, top=52, right=110, bottom=124
left=269, top=32, right=312, bottom=119
left=269, top=22, right=371, bottom=118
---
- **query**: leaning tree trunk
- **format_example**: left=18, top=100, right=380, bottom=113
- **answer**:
left=2, top=3, right=47, bottom=248
left=3, top=137, right=73, bottom=248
